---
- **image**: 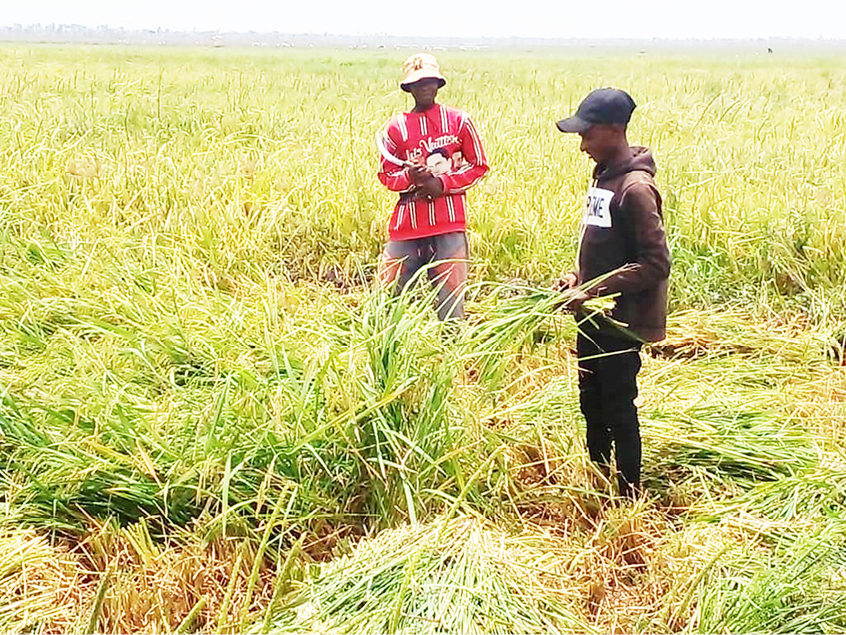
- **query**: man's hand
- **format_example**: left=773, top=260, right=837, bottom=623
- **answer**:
left=552, top=272, right=578, bottom=292
left=409, top=165, right=430, bottom=187
left=552, top=272, right=589, bottom=312
left=559, top=290, right=590, bottom=313
left=418, top=175, right=444, bottom=199
left=408, top=165, right=443, bottom=199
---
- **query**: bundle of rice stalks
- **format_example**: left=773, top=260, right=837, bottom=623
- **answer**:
left=68, top=518, right=289, bottom=634
left=0, top=529, right=78, bottom=631
left=0, top=284, right=480, bottom=536
left=461, top=282, right=621, bottom=390
left=651, top=308, right=830, bottom=363
left=321, top=285, right=471, bottom=526
left=261, top=515, right=592, bottom=634
left=643, top=406, right=819, bottom=501
left=696, top=525, right=846, bottom=633
left=702, top=465, right=846, bottom=528
left=0, top=389, right=315, bottom=537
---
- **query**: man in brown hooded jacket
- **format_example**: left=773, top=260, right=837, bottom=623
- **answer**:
left=555, top=88, right=670, bottom=497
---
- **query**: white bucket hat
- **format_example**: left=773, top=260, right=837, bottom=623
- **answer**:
left=400, top=53, right=447, bottom=92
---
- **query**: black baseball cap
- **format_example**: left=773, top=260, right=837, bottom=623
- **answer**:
left=556, top=88, right=637, bottom=133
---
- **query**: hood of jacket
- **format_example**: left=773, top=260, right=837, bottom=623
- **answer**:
left=593, top=146, right=656, bottom=183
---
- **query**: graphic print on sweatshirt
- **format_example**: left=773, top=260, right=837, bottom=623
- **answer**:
left=583, top=186, right=614, bottom=228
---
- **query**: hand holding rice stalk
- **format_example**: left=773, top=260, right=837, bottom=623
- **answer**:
left=502, top=268, right=643, bottom=340
left=553, top=266, right=646, bottom=342
left=461, top=269, right=642, bottom=387
left=475, top=267, right=643, bottom=345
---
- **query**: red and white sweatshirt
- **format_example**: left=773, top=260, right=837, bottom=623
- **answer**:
left=378, top=104, right=488, bottom=241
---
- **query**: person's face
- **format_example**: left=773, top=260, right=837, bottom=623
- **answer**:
left=578, top=124, right=622, bottom=164
left=408, top=78, right=440, bottom=108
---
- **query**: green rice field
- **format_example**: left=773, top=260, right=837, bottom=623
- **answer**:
left=0, top=44, right=845, bottom=632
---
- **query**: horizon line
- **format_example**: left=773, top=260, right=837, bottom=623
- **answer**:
left=2, top=25, right=846, bottom=43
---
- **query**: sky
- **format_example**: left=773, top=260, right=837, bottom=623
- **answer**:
left=4, top=0, right=846, bottom=40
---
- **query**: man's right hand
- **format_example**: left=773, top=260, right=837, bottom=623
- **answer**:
left=552, top=272, right=578, bottom=292
left=409, top=165, right=429, bottom=186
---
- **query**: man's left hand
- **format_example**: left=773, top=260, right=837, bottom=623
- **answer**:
left=418, top=175, right=444, bottom=199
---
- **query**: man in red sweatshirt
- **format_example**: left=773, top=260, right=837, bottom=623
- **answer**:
left=555, top=88, right=671, bottom=498
left=377, top=53, right=489, bottom=320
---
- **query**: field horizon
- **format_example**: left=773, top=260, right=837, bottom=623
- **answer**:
left=5, top=27, right=846, bottom=52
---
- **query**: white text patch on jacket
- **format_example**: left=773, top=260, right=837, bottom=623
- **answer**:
left=583, top=186, right=614, bottom=228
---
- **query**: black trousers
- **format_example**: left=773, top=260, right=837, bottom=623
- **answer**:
left=576, top=329, right=643, bottom=496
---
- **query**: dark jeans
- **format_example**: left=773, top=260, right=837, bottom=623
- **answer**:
left=379, top=232, right=468, bottom=321
left=576, top=328, right=643, bottom=496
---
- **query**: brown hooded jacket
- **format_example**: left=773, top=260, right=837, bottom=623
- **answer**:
left=576, top=146, right=670, bottom=342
